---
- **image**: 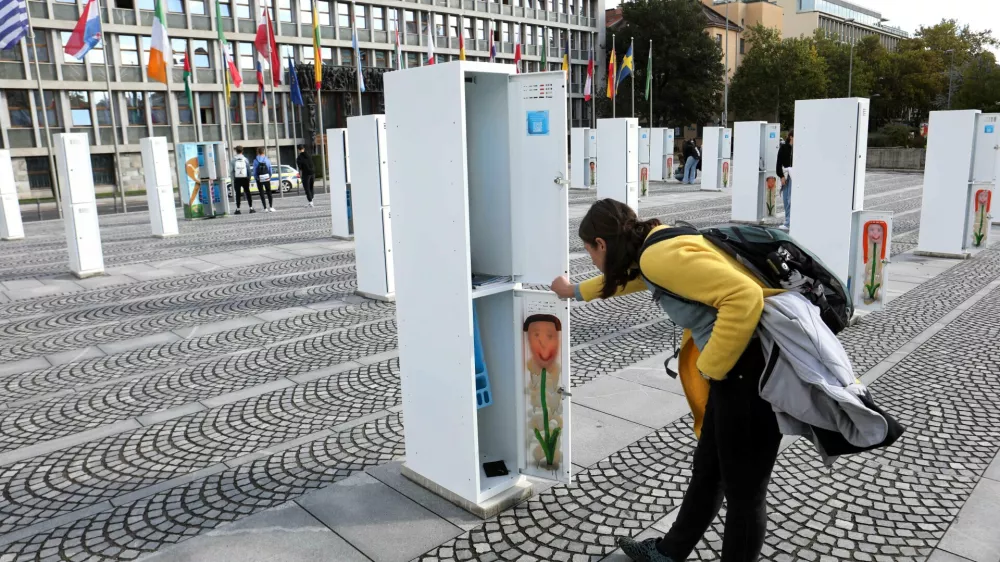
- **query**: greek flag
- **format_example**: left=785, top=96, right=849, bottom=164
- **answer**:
left=0, top=0, right=30, bottom=51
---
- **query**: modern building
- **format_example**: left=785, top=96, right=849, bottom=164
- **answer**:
left=701, top=0, right=781, bottom=76
left=776, top=0, right=909, bottom=50
left=1, top=0, right=602, bottom=197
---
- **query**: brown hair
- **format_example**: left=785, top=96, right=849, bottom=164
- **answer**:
left=578, top=199, right=662, bottom=299
left=523, top=314, right=562, bottom=332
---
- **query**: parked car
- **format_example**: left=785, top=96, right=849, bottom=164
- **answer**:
left=226, top=165, right=302, bottom=196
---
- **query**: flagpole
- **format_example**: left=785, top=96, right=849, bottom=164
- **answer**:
left=612, top=33, right=615, bottom=119
left=317, top=79, right=328, bottom=194
left=351, top=2, right=361, bottom=116
left=648, top=39, right=652, bottom=127
left=265, top=0, right=283, bottom=199
left=25, top=11, right=62, bottom=218
left=591, top=32, right=595, bottom=126
left=630, top=38, right=634, bottom=119
left=220, top=44, right=235, bottom=204
left=92, top=0, right=127, bottom=213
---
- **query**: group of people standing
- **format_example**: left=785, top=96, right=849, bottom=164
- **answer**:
left=228, top=145, right=318, bottom=215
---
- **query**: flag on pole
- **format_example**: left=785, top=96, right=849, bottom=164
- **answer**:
left=311, top=0, right=322, bottom=89
left=394, top=25, right=403, bottom=69
left=458, top=28, right=466, bottom=60
left=255, top=1, right=280, bottom=84
left=182, top=51, right=194, bottom=112
left=353, top=30, right=365, bottom=93
left=147, top=0, right=170, bottom=84
left=617, top=42, right=634, bottom=86
left=514, top=26, right=522, bottom=71
left=540, top=29, right=547, bottom=69
left=0, top=0, right=29, bottom=50
left=256, top=60, right=266, bottom=105
left=64, top=0, right=101, bottom=60
left=645, top=41, right=652, bottom=100
left=289, top=57, right=304, bottom=105
left=561, top=31, right=569, bottom=73
left=583, top=48, right=594, bottom=101
left=424, top=14, right=435, bottom=65
left=216, top=0, right=241, bottom=107
left=488, top=22, right=496, bottom=62
left=606, top=42, right=615, bottom=98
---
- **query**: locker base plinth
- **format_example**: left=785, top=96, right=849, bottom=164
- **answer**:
left=70, top=269, right=105, bottom=279
left=1, top=235, right=25, bottom=241
left=331, top=234, right=355, bottom=241
left=356, top=289, right=396, bottom=302
left=152, top=232, right=178, bottom=238
left=914, top=250, right=971, bottom=260
left=700, top=186, right=724, bottom=192
left=401, top=463, right=534, bottom=519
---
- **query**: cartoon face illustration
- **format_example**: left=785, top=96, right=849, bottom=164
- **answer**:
left=766, top=176, right=776, bottom=190
left=978, top=190, right=990, bottom=207
left=867, top=222, right=884, bottom=243
left=524, top=314, right=561, bottom=370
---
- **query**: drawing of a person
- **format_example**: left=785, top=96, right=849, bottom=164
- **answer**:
left=524, top=314, right=563, bottom=470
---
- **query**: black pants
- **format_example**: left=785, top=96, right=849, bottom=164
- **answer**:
left=233, top=177, right=252, bottom=208
left=302, top=174, right=315, bottom=202
left=657, top=343, right=781, bottom=562
left=258, top=180, right=273, bottom=208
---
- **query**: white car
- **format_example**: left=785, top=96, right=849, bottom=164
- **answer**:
left=226, top=165, right=302, bottom=196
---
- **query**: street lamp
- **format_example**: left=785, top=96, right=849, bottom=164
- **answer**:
left=945, top=49, right=956, bottom=109
left=844, top=18, right=856, bottom=97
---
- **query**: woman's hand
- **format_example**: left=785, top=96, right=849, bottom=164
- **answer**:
left=551, top=276, right=575, bottom=299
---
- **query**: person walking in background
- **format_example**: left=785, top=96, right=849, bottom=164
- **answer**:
left=230, top=145, right=254, bottom=215
left=776, top=130, right=794, bottom=230
left=252, top=147, right=276, bottom=213
left=682, top=139, right=699, bottom=184
left=296, top=144, right=316, bottom=208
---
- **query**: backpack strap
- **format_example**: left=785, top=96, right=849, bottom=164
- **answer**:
left=638, top=226, right=700, bottom=303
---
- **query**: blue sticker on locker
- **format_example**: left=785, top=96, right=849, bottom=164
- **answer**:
left=769, top=132, right=776, bottom=138
left=987, top=125, right=995, bottom=134
left=527, top=111, right=550, bottom=136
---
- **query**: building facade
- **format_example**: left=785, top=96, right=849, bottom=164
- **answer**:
left=776, top=0, right=909, bottom=50
left=1, top=0, right=602, bottom=197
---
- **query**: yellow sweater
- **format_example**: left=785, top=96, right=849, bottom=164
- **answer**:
left=577, top=225, right=783, bottom=435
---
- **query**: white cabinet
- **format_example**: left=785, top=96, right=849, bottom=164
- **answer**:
left=140, top=137, right=179, bottom=238
left=585, top=129, right=598, bottom=188
left=702, top=127, right=732, bottom=192
left=327, top=128, right=353, bottom=239
left=571, top=127, right=586, bottom=189
left=0, top=150, right=24, bottom=240
left=55, top=133, right=104, bottom=278
left=732, top=122, right=780, bottom=223
left=384, top=62, right=571, bottom=515
left=648, top=128, right=667, bottom=182
left=597, top=118, right=639, bottom=211
left=348, top=115, right=394, bottom=301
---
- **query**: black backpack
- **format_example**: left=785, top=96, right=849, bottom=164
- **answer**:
left=256, top=160, right=271, bottom=181
left=639, top=223, right=854, bottom=335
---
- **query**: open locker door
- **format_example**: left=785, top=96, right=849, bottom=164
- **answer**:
left=508, top=72, right=569, bottom=286
left=514, top=290, right=571, bottom=484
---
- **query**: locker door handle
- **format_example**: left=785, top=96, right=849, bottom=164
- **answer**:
left=557, top=386, right=572, bottom=397
left=553, top=173, right=570, bottom=187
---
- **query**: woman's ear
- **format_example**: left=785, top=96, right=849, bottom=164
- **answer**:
left=595, top=238, right=607, bottom=252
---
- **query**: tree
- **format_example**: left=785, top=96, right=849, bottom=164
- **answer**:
left=596, top=0, right=724, bottom=126
left=729, top=25, right=828, bottom=128
left=813, top=31, right=883, bottom=98
left=953, top=52, right=1000, bottom=112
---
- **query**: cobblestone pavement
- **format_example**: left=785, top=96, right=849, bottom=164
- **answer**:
left=1, top=175, right=998, bottom=561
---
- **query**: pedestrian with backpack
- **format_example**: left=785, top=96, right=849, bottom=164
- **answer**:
left=252, top=147, right=276, bottom=212
left=682, top=140, right=699, bottom=184
left=776, top=130, right=793, bottom=230
left=296, top=144, right=316, bottom=208
left=230, top=145, right=255, bottom=214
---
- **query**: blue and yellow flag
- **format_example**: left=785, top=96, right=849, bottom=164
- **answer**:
left=617, top=42, right=634, bottom=86
left=561, top=32, right=569, bottom=73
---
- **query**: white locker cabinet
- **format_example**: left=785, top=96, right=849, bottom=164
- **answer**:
left=348, top=115, right=394, bottom=301
left=140, top=137, right=179, bottom=238
left=384, top=62, right=571, bottom=516
left=848, top=211, right=893, bottom=312
left=571, top=128, right=585, bottom=189
left=661, top=129, right=676, bottom=181
left=327, top=128, right=353, bottom=239
left=639, top=128, right=651, bottom=196
left=792, top=98, right=870, bottom=284
left=648, top=128, right=666, bottom=182
left=917, top=110, right=999, bottom=257
left=597, top=118, right=639, bottom=211
left=0, top=150, right=24, bottom=240
left=584, top=129, right=597, bottom=188
left=55, top=133, right=104, bottom=278
left=732, top=122, right=781, bottom=223
left=701, top=127, right=732, bottom=192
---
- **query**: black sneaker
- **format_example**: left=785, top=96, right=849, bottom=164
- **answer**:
left=617, top=537, right=675, bottom=562
left=249, top=208, right=256, bottom=214
left=234, top=209, right=242, bottom=215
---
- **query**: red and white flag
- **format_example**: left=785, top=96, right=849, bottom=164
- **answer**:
left=513, top=26, right=521, bottom=73
left=424, top=15, right=435, bottom=65
left=254, top=1, right=281, bottom=84
left=583, top=49, right=594, bottom=101
left=395, top=26, right=403, bottom=69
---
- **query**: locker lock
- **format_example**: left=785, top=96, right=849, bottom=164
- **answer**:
left=553, top=173, right=570, bottom=187
left=557, top=386, right=572, bottom=397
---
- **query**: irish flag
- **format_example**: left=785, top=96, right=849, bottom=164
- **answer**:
left=147, top=0, right=170, bottom=84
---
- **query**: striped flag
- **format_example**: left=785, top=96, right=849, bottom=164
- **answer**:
left=353, top=29, right=364, bottom=93
left=147, top=0, right=171, bottom=84
left=458, top=28, right=466, bottom=61
left=255, top=1, right=280, bottom=84
left=289, top=57, right=304, bottom=105
left=182, top=51, right=194, bottom=111
left=513, top=25, right=521, bottom=73
left=424, top=13, right=434, bottom=65
left=64, top=0, right=101, bottom=60
left=645, top=41, right=652, bottom=100
left=0, top=0, right=29, bottom=51
left=606, top=41, right=615, bottom=99
left=561, top=31, right=569, bottom=74
left=311, top=0, right=321, bottom=89
left=488, top=22, right=496, bottom=62
left=216, top=0, right=241, bottom=108
left=256, top=61, right=266, bottom=105
left=394, top=25, right=403, bottom=69
left=583, top=48, right=593, bottom=101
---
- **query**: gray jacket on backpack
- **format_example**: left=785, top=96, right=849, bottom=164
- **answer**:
left=757, top=292, right=888, bottom=464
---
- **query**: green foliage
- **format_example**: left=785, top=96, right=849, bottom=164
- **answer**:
left=596, top=0, right=724, bottom=126
left=312, top=154, right=326, bottom=180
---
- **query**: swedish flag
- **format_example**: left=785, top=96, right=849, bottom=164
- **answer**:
left=617, top=43, right=634, bottom=86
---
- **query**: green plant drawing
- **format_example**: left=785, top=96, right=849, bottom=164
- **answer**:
left=974, top=207, right=986, bottom=247
left=532, top=367, right=560, bottom=467
left=864, top=243, right=881, bottom=300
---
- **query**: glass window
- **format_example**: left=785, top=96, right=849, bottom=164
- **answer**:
left=375, top=51, right=387, bottom=67
left=373, top=6, right=384, bottom=31
left=6, top=90, right=31, bottom=127
left=29, top=30, right=49, bottom=63
left=230, top=93, right=240, bottom=123
left=716, top=33, right=722, bottom=45
left=167, top=0, right=183, bottom=13
left=478, top=20, right=486, bottom=41
left=125, top=92, right=145, bottom=125
left=176, top=92, right=193, bottom=124
left=137, top=0, right=153, bottom=8
left=404, top=10, right=416, bottom=34
left=25, top=157, right=53, bottom=189
left=463, top=17, right=472, bottom=39
left=340, top=47, right=353, bottom=66
left=279, top=0, right=291, bottom=22
left=91, top=154, right=114, bottom=185
left=245, top=92, right=260, bottom=123
left=338, top=3, right=350, bottom=27
left=119, top=36, right=139, bottom=65
left=189, top=0, right=205, bottom=14
left=389, top=8, right=400, bottom=33
left=141, top=36, right=151, bottom=65
left=355, top=4, right=367, bottom=29
left=301, top=0, right=313, bottom=23
left=171, top=38, right=187, bottom=67
left=273, top=93, right=284, bottom=123
left=94, top=91, right=115, bottom=125
left=69, top=91, right=91, bottom=126
left=502, top=22, right=510, bottom=44
left=434, top=14, right=444, bottom=36
left=0, top=43, right=21, bottom=62
left=525, top=24, right=533, bottom=44
left=199, top=92, right=215, bottom=124
left=448, top=15, right=458, bottom=37
left=235, top=0, right=249, bottom=18
left=406, top=52, right=418, bottom=68
left=535, top=26, right=542, bottom=45
left=218, top=0, right=231, bottom=16
left=192, top=40, right=211, bottom=68
left=34, top=91, right=59, bottom=127
left=150, top=92, right=168, bottom=125
left=239, top=42, right=254, bottom=69
left=740, top=38, right=745, bottom=54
